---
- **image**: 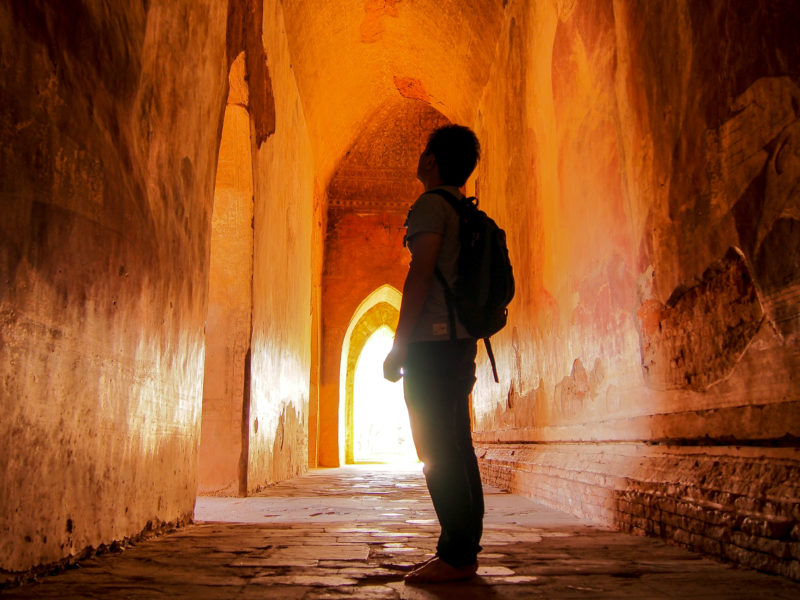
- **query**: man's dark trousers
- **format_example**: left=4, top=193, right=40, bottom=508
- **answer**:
left=403, top=338, right=484, bottom=567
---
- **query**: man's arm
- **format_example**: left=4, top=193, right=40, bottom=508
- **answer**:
left=383, top=232, right=443, bottom=381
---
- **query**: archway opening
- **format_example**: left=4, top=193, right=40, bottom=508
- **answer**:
left=352, top=325, right=417, bottom=464
left=339, top=285, right=421, bottom=465
left=313, top=97, right=452, bottom=467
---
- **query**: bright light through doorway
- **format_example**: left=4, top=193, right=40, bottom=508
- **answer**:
left=353, top=326, right=419, bottom=464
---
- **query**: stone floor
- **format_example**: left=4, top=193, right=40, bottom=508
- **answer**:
left=3, top=465, right=799, bottom=599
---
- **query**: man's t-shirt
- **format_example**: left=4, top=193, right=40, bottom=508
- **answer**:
left=405, top=185, right=471, bottom=342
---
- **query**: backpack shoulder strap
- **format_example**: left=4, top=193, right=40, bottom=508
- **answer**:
left=484, top=338, right=499, bottom=383
left=433, top=268, right=457, bottom=341
left=428, top=189, right=462, bottom=342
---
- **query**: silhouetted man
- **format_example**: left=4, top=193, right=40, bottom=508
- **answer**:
left=383, top=124, right=483, bottom=584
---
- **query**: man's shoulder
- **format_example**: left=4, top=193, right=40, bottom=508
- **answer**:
left=407, top=191, right=456, bottom=237
left=423, top=186, right=464, bottom=200
left=412, top=188, right=462, bottom=211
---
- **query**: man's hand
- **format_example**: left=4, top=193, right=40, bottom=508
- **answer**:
left=383, top=344, right=407, bottom=382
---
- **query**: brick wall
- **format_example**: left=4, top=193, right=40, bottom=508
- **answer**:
left=477, top=443, right=800, bottom=580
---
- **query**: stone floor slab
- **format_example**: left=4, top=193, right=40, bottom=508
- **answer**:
left=2, top=465, right=799, bottom=599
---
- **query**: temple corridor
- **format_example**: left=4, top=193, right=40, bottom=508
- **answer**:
left=3, top=466, right=800, bottom=598
left=1, top=0, right=799, bottom=591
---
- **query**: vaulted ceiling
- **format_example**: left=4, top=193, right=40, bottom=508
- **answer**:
left=279, top=0, right=506, bottom=190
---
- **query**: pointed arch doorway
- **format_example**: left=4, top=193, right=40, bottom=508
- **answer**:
left=339, top=285, right=418, bottom=465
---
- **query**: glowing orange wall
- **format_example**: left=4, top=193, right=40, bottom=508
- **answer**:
left=198, top=56, right=254, bottom=496
left=0, top=0, right=320, bottom=573
left=245, top=0, right=319, bottom=490
left=473, top=0, right=799, bottom=449
left=0, top=1, right=229, bottom=572
left=472, top=0, right=799, bottom=578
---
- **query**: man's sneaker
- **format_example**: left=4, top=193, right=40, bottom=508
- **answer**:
left=404, top=557, right=478, bottom=584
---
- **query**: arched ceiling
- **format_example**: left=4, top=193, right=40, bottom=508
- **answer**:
left=328, top=97, right=450, bottom=213
left=278, top=0, right=506, bottom=191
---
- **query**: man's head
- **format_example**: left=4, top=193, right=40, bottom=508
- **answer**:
left=418, top=124, right=480, bottom=188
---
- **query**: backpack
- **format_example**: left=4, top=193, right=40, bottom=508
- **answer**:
left=431, top=189, right=515, bottom=382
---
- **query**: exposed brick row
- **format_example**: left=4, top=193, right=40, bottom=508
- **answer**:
left=477, top=443, right=800, bottom=580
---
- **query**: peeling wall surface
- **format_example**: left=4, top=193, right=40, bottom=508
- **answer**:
left=1, top=0, right=799, bottom=583
left=471, top=0, right=800, bottom=579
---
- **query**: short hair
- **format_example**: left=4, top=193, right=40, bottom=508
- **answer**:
left=425, top=124, right=481, bottom=187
